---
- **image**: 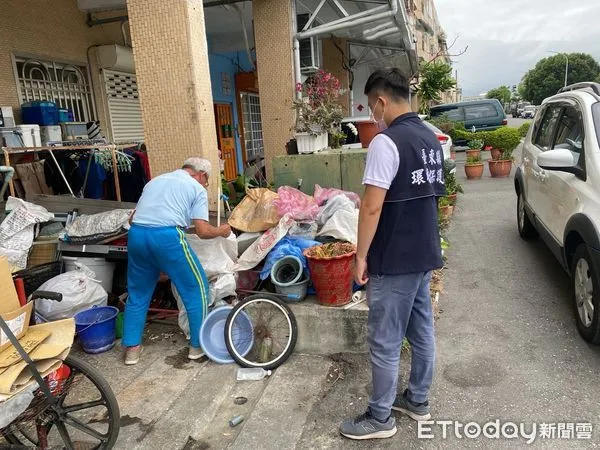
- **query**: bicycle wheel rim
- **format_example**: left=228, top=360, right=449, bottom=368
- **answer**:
left=226, top=297, right=295, bottom=369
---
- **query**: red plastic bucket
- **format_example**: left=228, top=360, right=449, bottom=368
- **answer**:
left=305, top=244, right=356, bottom=307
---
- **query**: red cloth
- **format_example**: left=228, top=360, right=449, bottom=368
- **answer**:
left=135, top=151, right=151, bottom=180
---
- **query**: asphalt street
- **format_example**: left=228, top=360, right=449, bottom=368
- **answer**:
left=299, top=152, right=600, bottom=449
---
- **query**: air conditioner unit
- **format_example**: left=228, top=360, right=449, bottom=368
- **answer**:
left=96, top=45, right=135, bottom=73
left=297, top=14, right=320, bottom=74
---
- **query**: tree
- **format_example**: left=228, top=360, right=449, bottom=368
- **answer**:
left=486, top=86, right=512, bottom=105
left=417, top=60, right=456, bottom=114
left=521, top=53, right=600, bottom=105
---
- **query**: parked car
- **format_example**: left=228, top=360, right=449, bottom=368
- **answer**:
left=429, top=99, right=507, bottom=144
left=514, top=82, right=600, bottom=344
left=422, top=119, right=453, bottom=161
left=522, top=105, right=536, bottom=119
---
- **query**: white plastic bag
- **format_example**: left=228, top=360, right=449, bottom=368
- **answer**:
left=184, top=233, right=238, bottom=279
left=317, top=209, right=359, bottom=245
left=35, top=267, right=108, bottom=321
left=235, top=214, right=296, bottom=271
left=317, top=194, right=356, bottom=226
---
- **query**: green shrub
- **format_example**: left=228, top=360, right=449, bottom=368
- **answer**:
left=518, top=122, right=531, bottom=137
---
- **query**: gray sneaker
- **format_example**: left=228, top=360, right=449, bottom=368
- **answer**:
left=339, top=410, right=397, bottom=440
left=392, top=390, right=431, bottom=421
left=124, top=345, right=143, bottom=365
left=188, top=346, right=205, bottom=360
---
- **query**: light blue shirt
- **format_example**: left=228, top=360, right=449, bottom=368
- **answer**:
left=133, top=169, right=209, bottom=228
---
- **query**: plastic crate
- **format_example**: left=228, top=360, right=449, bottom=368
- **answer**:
left=21, top=101, right=58, bottom=126
left=12, top=261, right=63, bottom=298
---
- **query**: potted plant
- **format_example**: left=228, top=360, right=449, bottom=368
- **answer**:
left=293, top=71, right=344, bottom=154
left=465, top=154, right=484, bottom=179
left=304, top=242, right=356, bottom=307
left=488, top=127, right=521, bottom=177
left=466, top=139, right=483, bottom=159
left=329, top=130, right=347, bottom=149
left=438, top=196, right=454, bottom=221
left=445, top=172, right=463, bottom=205
left=450, top=146, right=456, bottom=160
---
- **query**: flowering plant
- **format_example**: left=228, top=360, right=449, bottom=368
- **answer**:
left=293, top=70, right=345, bottom=136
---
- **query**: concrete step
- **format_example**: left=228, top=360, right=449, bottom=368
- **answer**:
left=229, top=355, right=332, bottom=450
left=287, top=296, right=368, bottom=355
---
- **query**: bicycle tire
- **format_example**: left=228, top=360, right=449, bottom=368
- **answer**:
left=225, top=294, right=298, bottom=370
left=2, top=354, right=120, bottom=449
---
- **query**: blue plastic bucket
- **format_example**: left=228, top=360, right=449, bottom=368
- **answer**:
left=200, top=306, right=254, bottom=364
left=74, top=306, right=119, bottom=354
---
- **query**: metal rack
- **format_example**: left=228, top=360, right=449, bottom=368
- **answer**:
left=1, top=143, right=127, bottom=201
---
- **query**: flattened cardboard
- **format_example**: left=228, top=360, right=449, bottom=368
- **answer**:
left=0, top=256, right=20, bottom=313
left=0, top=327, right=51, bottom=368
left=0, top=355, right=65, bottom=395
left=0, top=302, right=33, bottom=353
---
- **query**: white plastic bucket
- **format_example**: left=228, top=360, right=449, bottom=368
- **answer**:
left=63, top=257, right=116, bottom=293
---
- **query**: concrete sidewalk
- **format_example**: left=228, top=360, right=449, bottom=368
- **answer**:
left=75, top=154, right=600, bottom=449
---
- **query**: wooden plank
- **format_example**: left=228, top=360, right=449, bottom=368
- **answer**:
left=26, top=194, right=136, bottom=215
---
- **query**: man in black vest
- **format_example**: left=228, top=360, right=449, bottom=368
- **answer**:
left=340, top=68, right=445, bottom=440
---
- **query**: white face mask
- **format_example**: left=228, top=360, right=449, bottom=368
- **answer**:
left=371, top=99, right=387, bottom=131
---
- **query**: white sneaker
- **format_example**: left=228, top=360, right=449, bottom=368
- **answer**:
left=124, top=345, right=143, bottom=365
left=188, top=346, right=205, bottom=360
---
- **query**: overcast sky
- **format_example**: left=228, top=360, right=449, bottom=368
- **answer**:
left=435, top=0, right=600, bottom=96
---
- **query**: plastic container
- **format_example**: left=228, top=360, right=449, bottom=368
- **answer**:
left=270, top=256, right=303, bottom=287
left=199, top=306, right=254, bottom=364
left=40, top=125, right=62, bottom=144
left=74, top=305, right=119, bottom=354
left=63, top=257, right=115, bottom=293
left=236, top=368, right=272, bottom=381
left=0, top=127, right=24, bottom=147
left=274, top=275, right=308, bottom=302
left=355, top=120, right=379, bottom=148
left=304, top=245, right=356, bottom=307
left=58, top=108, right=74, bottom=123
left=16, top=125, right=41, bottom=147
left=21, top=101, right=58, bottom=126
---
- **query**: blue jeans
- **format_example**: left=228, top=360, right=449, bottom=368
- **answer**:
left=367, top=271, right=435, bottom=421
left=123, top=224, right=210, bottom=348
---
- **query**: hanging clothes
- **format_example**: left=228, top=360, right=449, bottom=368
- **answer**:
left=135, top=150, right=151, bottom=181
left=43, top=155, right=84, bottom=195
left=106, top=150, right=148, bottom=202
left=78, top=156, right=107, bottom=199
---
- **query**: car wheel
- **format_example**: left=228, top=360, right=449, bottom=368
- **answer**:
left=517, top=191, right=537, bottom=239
left=572, top=244, right=600, bottom=344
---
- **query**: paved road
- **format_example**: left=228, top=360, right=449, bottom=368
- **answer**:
left=300, top=155, right=600, bottom=448
left=507, top=116, right=532, bottom=128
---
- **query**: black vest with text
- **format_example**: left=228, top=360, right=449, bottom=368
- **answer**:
left=368, top=112, right=445, bottom=275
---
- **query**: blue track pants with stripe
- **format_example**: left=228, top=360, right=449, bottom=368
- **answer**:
left=123, top=224, right=209, bottom=348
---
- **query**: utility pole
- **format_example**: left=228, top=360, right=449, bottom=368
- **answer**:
left=549, top=51, right=569, bottom=87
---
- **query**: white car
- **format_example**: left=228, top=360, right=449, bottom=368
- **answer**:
left=515, top=82, right=600, bottom=343
left=422, top=119, right=453, bottom=161
left=522, top=105, right=536, bottom=119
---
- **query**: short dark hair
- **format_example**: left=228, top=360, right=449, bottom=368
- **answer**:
left=364, top=67, right=410, bottom=101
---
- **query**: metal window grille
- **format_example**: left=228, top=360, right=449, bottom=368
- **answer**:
left=241, top=92, right=264, bottom=161
left=14, top=56, right=95, bottom=122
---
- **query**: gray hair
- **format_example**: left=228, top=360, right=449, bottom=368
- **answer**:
left=182, top=157, right=211, bottom=177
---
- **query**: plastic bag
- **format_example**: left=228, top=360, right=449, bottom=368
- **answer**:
left=317, top=209, right=359, bottom=245
left=228, top=188, right=281, bottom=232
left=314, top=184, right=361, bottom=208
left=35, top=267, right=108, bottom=321
left=317, top=194, right=356, bottom=226
left=184, top=233, right=238, bottom=279
left=288, top=222, right=318, bottom=240
left=235, top=214, right=296, bottom=271
left=272, top=187, right=319, bottom=221
left=0, top=384, right=36, bottom=428
left=259, top=236, right=321, bottom=280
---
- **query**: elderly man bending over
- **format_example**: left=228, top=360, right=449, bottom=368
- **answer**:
left=123, top=157, right=230, bottom=365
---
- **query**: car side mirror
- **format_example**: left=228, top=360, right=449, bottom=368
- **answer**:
left=537, top=149, right=583, bottom=178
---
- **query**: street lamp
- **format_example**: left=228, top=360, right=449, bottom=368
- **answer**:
left=548, top=51, right=569, bottom=88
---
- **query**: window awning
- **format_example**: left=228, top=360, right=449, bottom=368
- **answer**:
left=295, top=0, right=417, bottom=75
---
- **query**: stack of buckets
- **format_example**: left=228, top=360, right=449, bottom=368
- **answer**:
left=270, top=256, right=308, bottom=301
